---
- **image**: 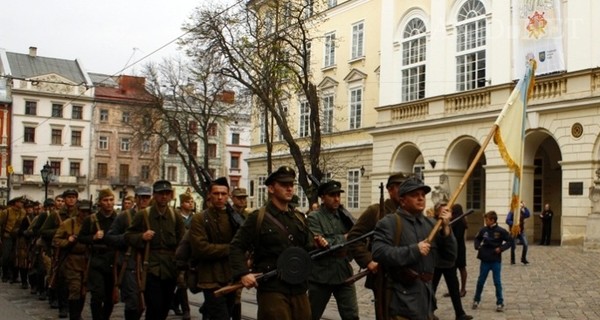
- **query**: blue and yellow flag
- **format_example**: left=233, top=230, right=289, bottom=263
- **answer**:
left=493, top=59, right=536, bottom=236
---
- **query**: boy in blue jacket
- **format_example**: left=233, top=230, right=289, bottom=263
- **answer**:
left=472, top=211, right=512, bottom=312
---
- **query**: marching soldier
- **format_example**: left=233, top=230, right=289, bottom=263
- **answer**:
left=26, top=198, right=54, bottom=300
left=14, top=200, right=36, bottom=290
left=78, top=189, right=118, bottom=320
left=231, top=187, right=250, bottom=217
left=307, top=180, right=359, bottom=320
left=106, top=185, right=153, bottom=320
left=41, top=189, right=79, bottom=316
left=125, top=180, right=185, bottom=320
left=171, top=192, right=194, bottom=319
left=53, top=200, right=93, bottom=320
left=229, top=166, right=328, bottom=320
left=0, top=196, right=26, bottom=283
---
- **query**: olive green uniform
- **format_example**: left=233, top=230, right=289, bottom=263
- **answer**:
left=0, top=207, right=25, bottom=281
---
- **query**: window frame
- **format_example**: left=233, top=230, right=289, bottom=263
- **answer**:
left=351, top=21, right=365, bottom=60
left=71, top=130, right=82, bottom=146
left=51, top=103, right=63, bottom=118
left=346, top=169, right=360, bottom=209
left=72, top=105, right=83, bottom=119
left=324, top=32, right=336, bottom=68
left=51, top=129, right=62, bottom=145
left=349, top=87, right=363, bottom=129
left=24, top=127, right=36, bottom=143
left=25, top=101, right=37, bottom=115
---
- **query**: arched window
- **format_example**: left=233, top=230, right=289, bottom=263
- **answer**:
left=456, top=0, right=486, bottom=91
left=401, top=18, right=427, bottom=102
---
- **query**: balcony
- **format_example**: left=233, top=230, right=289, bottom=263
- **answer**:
left=11, top=173, right=87, bottom=191
left=109, top=176, right=141, bottom=189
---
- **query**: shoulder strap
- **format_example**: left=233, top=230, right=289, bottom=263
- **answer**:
left=394, top=214, right=403, bottom=246
left=256, top=206, right=267, bottom=235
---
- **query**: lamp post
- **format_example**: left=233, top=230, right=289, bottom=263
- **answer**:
left=40, top=162, right=51, bottom=200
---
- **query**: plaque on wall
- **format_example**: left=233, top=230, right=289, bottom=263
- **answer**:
left=569, top=182, right=583, bottom=195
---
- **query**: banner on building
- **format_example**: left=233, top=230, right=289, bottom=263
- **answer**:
left=512, top=0, right=564, bottom=77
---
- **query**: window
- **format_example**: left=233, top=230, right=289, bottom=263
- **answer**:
left=51, top=129, right=62, bottom=145
left=351, top=22, right=364, bottom=59
left=141, top=165, right=150, bottom=181
left=52, top=104, right=63, bottom=118
left=258, top=112, right=266, bottom=144
left=324, top=32, right=336, bottom=67
left=23, top=160, right=34, bottom=175
left=456, top=0, right=486, bottom=91
left=303, top=0, right=314, bottom=18
left=189, top=121, right=198, bottom=134
left=122, top=112, right=130, bottom=123
left=71, top=130, right=82, bottom=146
left=230, top=154, right=240, bottom=169
left=208, top=123, right=218, bottom=137
left=402, top=18, right=427, bottom=102
left=97, top=163, right=108, bottom=179
left=349, top=88, right=362, bottom=129
left=24, top=127, right=35, bottom=143
left=141, top=140, right=151, bottom=153
left=208, top=144, right=217, bottom=158
left=327, top=0, right=337, bottom=8
left=347, top=169, right=360, bottom=209
left=189, top=142, right=197, bottom=156
left=299, top=101, right=310, bottom=137
left=533, top=158, right=543, bottom=212
left=231, top=133, right=240, bottom=145
left=322, top=95, right=334, bottom=133
left=120, top=137, right=131, bottom=151
left=466, top=161, right=484, bottom=210
left=99, top=109, right=109, bottom=122
left=69, top=162, right=80, bottom=176
left=257, top=176, right=267, bottom=208
left=167, top=166, right=177, bottom=182
left=98, top=136, right=108, bottom=150
left=50, top=161, right=61, bottom=176
left=297, top=187, right=309, bottom=209
left=25, top=101, right=37, bottom=115
left=119, top=164, right=129, bottom=184
left=168, top=140, right=178, bottom=155
left=72, top=105, right=83, bottom=119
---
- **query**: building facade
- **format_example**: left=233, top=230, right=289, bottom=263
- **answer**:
left=0, top=47, right=93, bottom=201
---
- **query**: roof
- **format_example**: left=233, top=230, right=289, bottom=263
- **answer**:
left=88, top=73, right=119, bottom=87
left=6, top=51, right=87, bottom=85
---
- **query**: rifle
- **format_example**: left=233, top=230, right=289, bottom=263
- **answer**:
left=48, top=237, right=77, bottom=289
left=308, top=174, right=356, bottom=225
left=197, top=167, right=245, bottom=228
left=343, top=209, right=476, bottom=286
left=140, top=209, right=151, bottom=298
left=374, top=182, right=386, bottom=320
left=135, top=250, right=146, bottom=312
left=215, top=231, right=375, bottom=298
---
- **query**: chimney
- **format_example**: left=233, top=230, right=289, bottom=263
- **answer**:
left=29, top=46, right=37, bottom=57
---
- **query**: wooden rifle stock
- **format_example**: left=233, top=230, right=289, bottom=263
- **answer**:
left=214, top=270, right=277, bottom=298
left=135, top=251, right=146, bottom=312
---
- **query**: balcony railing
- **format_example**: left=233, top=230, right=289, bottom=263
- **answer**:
left=11, top=174, right=87, bottom=189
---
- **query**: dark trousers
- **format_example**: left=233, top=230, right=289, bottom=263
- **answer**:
left=510, top=232, right=528, bottom=262
left=540, top=221, right=552, bottom=245
left=201, top=287, right=235, bottom=320
left=144, top=274, right=176, bottom=320
left=432, top=266, right=468, bottom=318
left=172, top=287, right=190, bottom=312
left=1, top=237, right=15, bottom=280
left=308, top=281, right=359, bottom=320
left=256, top=290, right=311, bottom=320
left=87, top=268, right=115, bottom=320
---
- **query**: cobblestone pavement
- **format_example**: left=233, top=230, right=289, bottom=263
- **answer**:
left=2, top=243, right=600, bottom=319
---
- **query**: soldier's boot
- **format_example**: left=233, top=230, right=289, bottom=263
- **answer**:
left=69, top=300, right=81, bottom=320
left=124, top=309, right=141, bottom=320
left=231, top=303, right=242, bottom=320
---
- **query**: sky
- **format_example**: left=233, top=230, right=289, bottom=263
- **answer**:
left=1, top=0, right=231, bottom=76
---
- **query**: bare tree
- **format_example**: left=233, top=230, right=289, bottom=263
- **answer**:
left=181, top=0, right=329, bottom=203
left=132, top=55, right=240, bottom=201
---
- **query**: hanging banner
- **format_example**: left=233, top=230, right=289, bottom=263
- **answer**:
left=512, top=0, right=565, bottom=77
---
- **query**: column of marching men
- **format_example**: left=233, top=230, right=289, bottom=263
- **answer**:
left=0, top=168, right=485, bottom=320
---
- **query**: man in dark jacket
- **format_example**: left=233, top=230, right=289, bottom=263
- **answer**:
left=372, top=177, right=456, bottom=320
left=78, top=189, right=117, bottom=320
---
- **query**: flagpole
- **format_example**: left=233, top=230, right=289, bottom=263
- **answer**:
left=426, top=124, right=499, bottom=243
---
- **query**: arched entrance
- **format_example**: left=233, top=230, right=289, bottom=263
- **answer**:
left=525, top=131, right=562, bottom=245
left=390, top=142, right=425, bottom=177
left=445, top=136, right=487, bottom=238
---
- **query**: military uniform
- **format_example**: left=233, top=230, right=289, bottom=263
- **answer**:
left=172, top=191, right=194, bottom=319
left=52, top=200, right=92, bottom=320
left=26, top=205, right=50, bottom=300
left=0, top=198, right=26, bottom=282
left=15, top=204, right=34, bottom=289
left=125, top=180, right=185, bottom=320
left=307, top=180, right=358, bottom=320
left=78, top=208, right=117, bottom=320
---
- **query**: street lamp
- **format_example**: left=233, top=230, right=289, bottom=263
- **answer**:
left=40, top=162, right=51, bottom=200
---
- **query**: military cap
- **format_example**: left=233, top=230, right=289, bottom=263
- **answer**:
left=43, top=198, right=55, bottom=208
left=179, top=193, right=193, bottom=203
left=24, top=200, right=35, bottom=208
left=152, top=180, right=173, bottom=193
left=134, top=185, right=152, bottom=196
left=62, top=189, right=79, bottom=197
left=76, top=199, right=93, bottom=211
left=8, top=196, right=25, bottom=205
left=212, top=177, right=230, bottom=189
left=317, top=180, right=345, bottom=196
left=386, top=172, right=411, bottom=189
left=398, top=177, right=431, bottom=196
left=231, top=188, right=248, bottom=197
left=265, top=166, right=296, bottom=186
left=97, top=188, right=114, bottom=200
